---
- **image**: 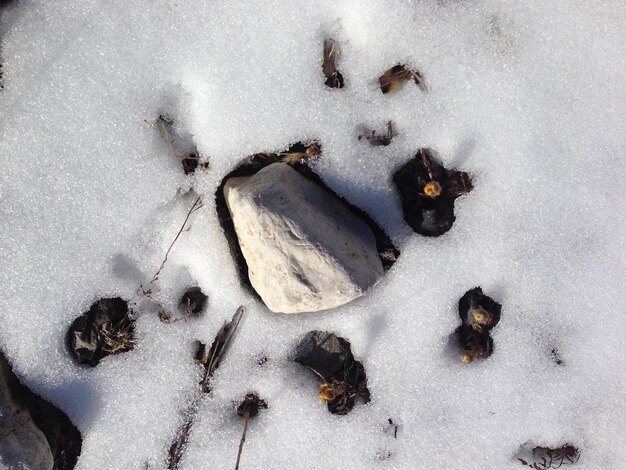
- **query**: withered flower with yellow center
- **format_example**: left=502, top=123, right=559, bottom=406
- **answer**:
left=423, top=181, right=442, bottom=198
left=318, top=383, right=336, bottom=402
left=460, top=351, right=474, bottom=364
left=471, top=307, right=492, bottom=329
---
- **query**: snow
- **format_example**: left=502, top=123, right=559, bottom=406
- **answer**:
left=1, top=0, right=625, bottom=469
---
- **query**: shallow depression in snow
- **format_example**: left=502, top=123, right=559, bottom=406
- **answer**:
left=0, top=0, right=625, bottom=469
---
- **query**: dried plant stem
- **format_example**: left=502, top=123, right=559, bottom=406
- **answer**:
left=201, top=307, right=244, bottom=392
left=234, top=411, right=250, bottom=470
left=150, top=196, right=203, bottom=284
left=167, top=307, right=245, bottom=469
left=155, top=117, right=183, bottom=160
left=167, top=408, right=196, bottom=470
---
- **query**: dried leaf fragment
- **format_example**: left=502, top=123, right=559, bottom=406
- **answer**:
left=378, top=64, right=427, bottom=94
left=517, top=443, right=580, bottom=468
left=322, top=38, right=344, bottom=88
left=200, top=306, right=245, bottom=393
left=250, top=141, right=322, bottom=168
left=358, top=121, right=396, bottom=146
left=151, top=115, right=208, bottom=174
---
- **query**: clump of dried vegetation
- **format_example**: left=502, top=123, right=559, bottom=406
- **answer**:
left=518, top=444, right=581, bottom=469
left=358, top=121, right=396, bottom=147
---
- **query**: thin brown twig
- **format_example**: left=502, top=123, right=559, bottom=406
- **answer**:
left=158, top=299, right=195, bottom=324
left=150, top=197, right=203, bottom=284
left=234, top=411, right=250, bottom=470
left=155, top=116, right=183, bottom=160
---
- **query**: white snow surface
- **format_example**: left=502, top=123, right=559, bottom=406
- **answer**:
left=1, top=0, right=625, bottom=469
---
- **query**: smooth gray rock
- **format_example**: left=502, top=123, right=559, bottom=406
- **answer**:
left=0, top=356, right=53, bottom=470
left=224, top=163, right=384, bottom=313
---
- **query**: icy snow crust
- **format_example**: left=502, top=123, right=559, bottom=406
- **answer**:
left=0, top=1, right=625, bottom=469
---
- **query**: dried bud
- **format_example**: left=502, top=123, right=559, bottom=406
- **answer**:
left=237, top=393, right=268, bottom=419
left=318, top=383, right=336, bottom=402
left=460, top=352, right=474, bottom=364
left=423, top=181, right=442, bottom=198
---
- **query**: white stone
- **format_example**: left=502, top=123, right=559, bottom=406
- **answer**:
left=0, top=356, right=54, bottom=470
left=224, top=163, right=385, bottom=314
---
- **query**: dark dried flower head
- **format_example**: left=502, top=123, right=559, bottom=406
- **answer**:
left=518, top=443, right=581, bottom=468
left=458, top=287, right=501, bottom=333
left=295, top=331, right=370, bottom=415
left=456, top=325, right=494, bottom=364
left=237, top=393, right=268, bottom=418
left=393, top=148, right=473, bottom=236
